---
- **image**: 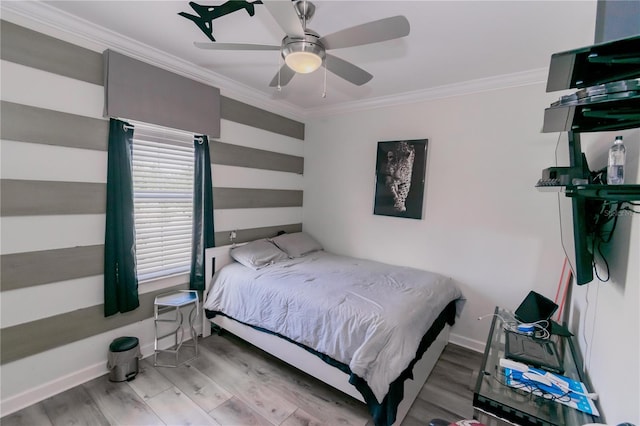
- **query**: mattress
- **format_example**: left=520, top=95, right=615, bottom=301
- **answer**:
left=203, top=250, right=463, bottom=403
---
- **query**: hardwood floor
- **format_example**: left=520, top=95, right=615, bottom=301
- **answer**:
left=1, top=332, right=482, bottom=426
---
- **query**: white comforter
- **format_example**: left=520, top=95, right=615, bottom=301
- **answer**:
left=203, top=251, right=462, bottom=402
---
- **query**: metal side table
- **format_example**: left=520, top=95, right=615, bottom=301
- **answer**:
left=473, top=307, right=599, bottom=425
left=154, top=290, right=199, bottom=367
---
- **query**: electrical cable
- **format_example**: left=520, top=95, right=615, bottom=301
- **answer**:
left=591, top=200, right=623, bottom=282
left=592, top=242, right=611, bottom=282
left=477, top=313, right=511, bottom=324
left=497, top=370, right=572, bottom=403
left=586, top=282, right=600, bottom=372
left=553, top=132, right=576, bottom=284
left=276, top=53, right=282, bottom=91
left=556, top=192, right=573, bottom=281
left=477, top=313, right=551, bottom=339
left=581, top=283, right=591, bottom=374
left=553, top=131, right=563, bottom=166
left=620, top=203, right=640, bottom=214
left=599, top=202, right=620, bottom=244
left=591, top=199, right=640, bottom=281
left=586, top=168, right=611, bottom=282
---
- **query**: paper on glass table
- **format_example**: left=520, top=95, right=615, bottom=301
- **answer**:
left=504, top=367, right=600, bottom=417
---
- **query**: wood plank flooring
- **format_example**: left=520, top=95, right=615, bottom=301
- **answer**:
left=1, top=332, right=482, bottom=426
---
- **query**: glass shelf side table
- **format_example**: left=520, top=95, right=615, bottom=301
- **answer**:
left=153, top=290, right=199, bottom=367
left=473, top=306, right=600, bottom=426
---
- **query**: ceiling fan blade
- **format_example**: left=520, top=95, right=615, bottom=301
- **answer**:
left=262, top=0, right=305, bottom=37
left=319, top=16, right=410, bottom=50
left=269, top=64, right=296, bottom=87
left=194, top=42, right=280, bottom=51
left=325, top=54, right=372, bottom=86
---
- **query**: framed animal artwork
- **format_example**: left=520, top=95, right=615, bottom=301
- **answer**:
left=373, top=139, right=428, bottom=219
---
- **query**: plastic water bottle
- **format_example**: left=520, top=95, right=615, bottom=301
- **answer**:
left=607, top=136, right=625, bottom=185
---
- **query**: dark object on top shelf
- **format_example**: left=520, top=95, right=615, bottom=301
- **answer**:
left=535, top=165, right=640, bottom=200
left=543, top=95, right=640, bottom=133
left=543, top=35, right=640, bottom=133
left=536, top=165, right=587, bottom=189
left=551, top=79, right=640, bottom=107
left=514, top=290, right=558, bottom=324
left=546, top=35, right=640, bottom=92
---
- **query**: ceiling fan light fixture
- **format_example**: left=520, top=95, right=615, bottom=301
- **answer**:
left=282, top=35, right=325, bottom=74
left=285, top=50, right=322, bottom=73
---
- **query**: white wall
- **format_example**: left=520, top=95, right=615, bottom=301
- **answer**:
left=303, top=87, right=639, bottom=423
left=304, top=83, right=566, bottom=350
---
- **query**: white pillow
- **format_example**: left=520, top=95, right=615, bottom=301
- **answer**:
left=270, top=232, right=323, bottom=258
left=230, top=239, right=289, bottom=270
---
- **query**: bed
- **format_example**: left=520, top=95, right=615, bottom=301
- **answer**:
left=201, top=233, right=463, bottom=426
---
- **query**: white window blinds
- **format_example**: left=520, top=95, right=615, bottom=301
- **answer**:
left=131, top=123, right=195, bottom=281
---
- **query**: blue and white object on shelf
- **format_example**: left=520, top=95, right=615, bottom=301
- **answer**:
left=500, top=358, right=600, bottom=417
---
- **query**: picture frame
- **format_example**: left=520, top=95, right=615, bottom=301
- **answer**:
left=373, top=139, right=428, bottom=219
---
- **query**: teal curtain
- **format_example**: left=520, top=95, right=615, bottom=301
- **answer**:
left=190, top=135, right=215, bottom=291
left=104, top=118, right=140, bottom=316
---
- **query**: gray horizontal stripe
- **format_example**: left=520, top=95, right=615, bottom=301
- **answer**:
left=214, top=188, right=302, bottom=209
left=0, top=20, right=103, bottom=86
left=1, top=101, right=108, bottom=151
left=221, top=96, right=304, bottom=141
left=0, top=284, right=187, bottom=365
left=214, top=223, right=302, bottom=246
left=1, top=179, right=106, bottom=216
left=0, top=19, right=304, bottom=141
left=0, top=245, right=104, bottom=291
left=0, top=102, right=302, bottom=177
left=1, top=178, right=301, bottom=215
left=0, top=225, right=303, bottom=290
left=211, top=141, right=304, bottom=174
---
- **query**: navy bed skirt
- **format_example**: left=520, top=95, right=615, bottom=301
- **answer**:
left=205, top=300, right=457, bottom=426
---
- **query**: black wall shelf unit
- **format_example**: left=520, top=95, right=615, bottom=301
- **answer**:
left=539, top=35, right=640, bottom=201
left=543, top=96, right=640, bottom=133
left=538, top=35, right=639, bottom=285
left=545, top=35, right=640, bottom=92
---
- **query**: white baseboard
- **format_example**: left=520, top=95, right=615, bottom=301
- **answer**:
left=0, top=359, right=109, bottom=417
left=0, top=333, right=191, bottom=417
left=449, top=332, right=485, bottom=353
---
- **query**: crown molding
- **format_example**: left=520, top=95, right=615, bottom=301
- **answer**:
left=0, top=1, right=307, bottom=122
left=1, top=1, right=549, bottom=122
left=304, top=67, right=549, bottom=118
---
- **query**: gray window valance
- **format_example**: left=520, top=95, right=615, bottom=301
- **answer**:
left=103, top=49, right=220, bottom=137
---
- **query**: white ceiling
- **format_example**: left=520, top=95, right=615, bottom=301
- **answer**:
left=6, top=1, right=598, bottom=118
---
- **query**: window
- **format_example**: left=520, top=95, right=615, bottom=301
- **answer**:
left=131, top=123, right=195, bottom=281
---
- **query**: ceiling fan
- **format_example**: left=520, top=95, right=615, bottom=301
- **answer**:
left=193, top=0, right=410, bottom=87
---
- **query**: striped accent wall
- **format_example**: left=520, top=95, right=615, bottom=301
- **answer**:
left=0, top=19, right=304, bottom=409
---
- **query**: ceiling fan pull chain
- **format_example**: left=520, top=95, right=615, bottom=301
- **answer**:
left=277, top=54, right=282, bottom=91
left=322, top=59, right=327, bottom=98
